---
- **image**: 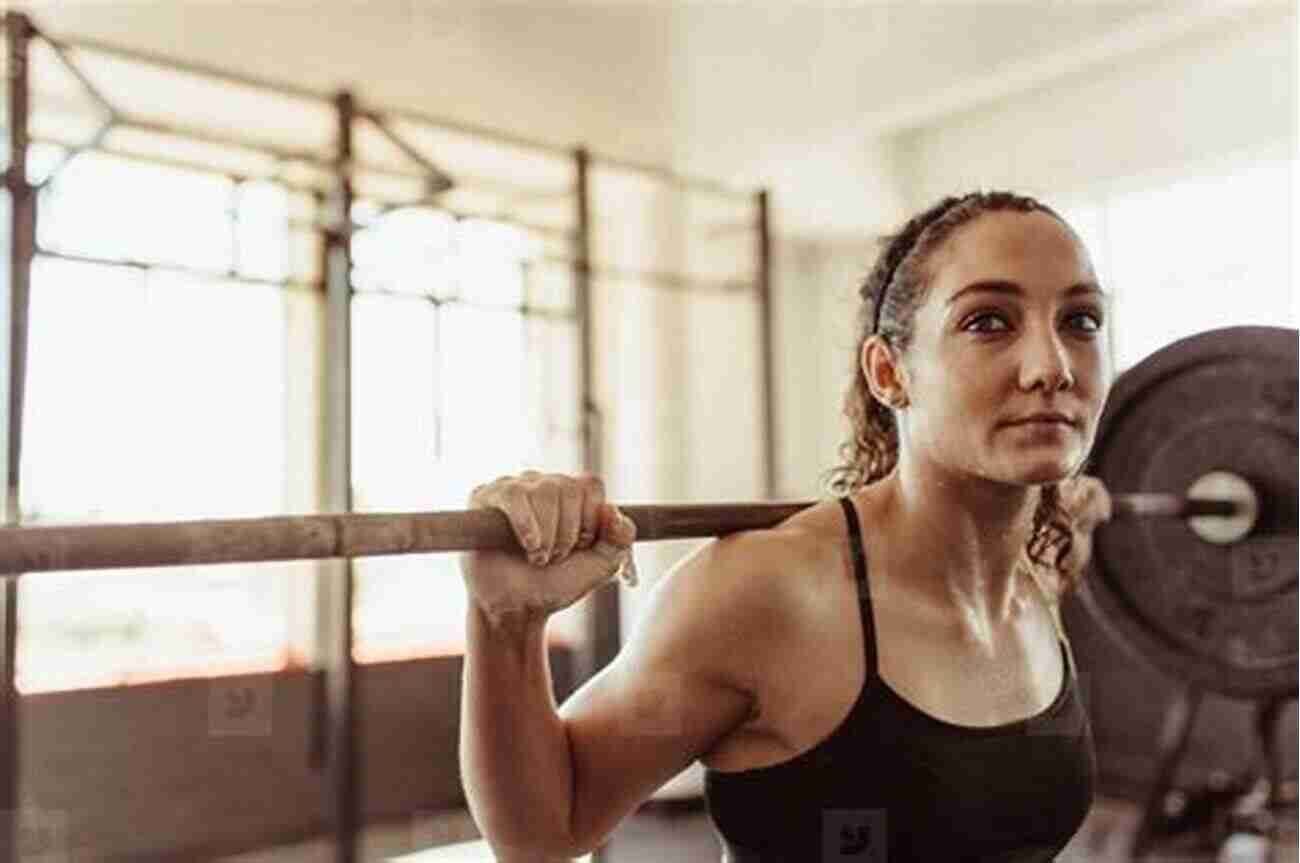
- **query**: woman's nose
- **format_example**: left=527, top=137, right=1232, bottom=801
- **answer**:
left=1019, top=326, right=1075, bottom=393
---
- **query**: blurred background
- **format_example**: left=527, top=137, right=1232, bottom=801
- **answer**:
left=0, top=1, right=1294, bottom=861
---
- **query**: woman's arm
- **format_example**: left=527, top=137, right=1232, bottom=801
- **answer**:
left=460, top=605, right=583, bottom=860
left=561, top=531, right=802, bottom=852
left=461, top=526, right=802, bottom=859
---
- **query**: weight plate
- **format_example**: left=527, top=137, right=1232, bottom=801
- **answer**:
left=1080, top=326, right=1298, bottom=698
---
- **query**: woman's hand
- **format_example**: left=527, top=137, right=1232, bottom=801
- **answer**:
left=460, top=471, right=638, bottom=627
left=1059, top=474, right=1113, bottom=585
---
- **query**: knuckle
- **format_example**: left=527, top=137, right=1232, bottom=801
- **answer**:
left=468, top=476, right=506, bottom=505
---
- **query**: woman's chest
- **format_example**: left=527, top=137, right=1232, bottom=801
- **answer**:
left=702, top=567, right=1066, bottom=772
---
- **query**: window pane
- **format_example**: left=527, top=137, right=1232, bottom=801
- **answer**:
left=352, top=206, right=456, bottom=298
left=454, top=219, right=536, bottom=307
left=440, top=304, right=530, bottom=478
left=1107, top=157, right=1295, bottom=370
left=39, top=152, right=235, bottom=272
left=351, top=294, right=440, bottom=513
left=18, top=560, right=301, bottom=693
left=21, top=260, right=285, bottom=519
left=17, top=258, right=291, bottom=692
left=352, top=278, right=582, bottom=659
left=236, top=181, right=289, bottom=282
left=523, top=315, right=582, bottom=462
left=523, top=261, right=575, bottom=313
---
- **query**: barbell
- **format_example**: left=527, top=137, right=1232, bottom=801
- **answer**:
left=0, top=325, right=1293, bottom=697
left=1080, top=325, right=1296, bottom=698
left=0, top=487, right=1253, bottom=576
left=0, top=488, right=1258, bottom=577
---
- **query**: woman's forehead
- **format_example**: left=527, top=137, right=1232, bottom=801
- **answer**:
left=928, top=210, right=1095, bottom=290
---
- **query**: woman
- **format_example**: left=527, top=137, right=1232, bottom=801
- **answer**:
left=460, top=190, right=1115, bottom=862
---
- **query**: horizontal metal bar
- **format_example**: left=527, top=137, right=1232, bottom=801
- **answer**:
left=110, top=117, right=562, bottom=201
left=24, top=26, right=572, bottom=158
left=289, top=208, right=573, bottom=241
left=590, top=153, right=751, bottom=201
left=19, top=23, right=755, bottom=201
left=39, top=247, right=577, bottom=316
left=27, top=25, right=330, bottom=105
left=28, top=132, right=327, bottom=194
left=27, top=130, right=568, bottom=208
left=350, top=283, right=577, bottom=321
left=119, top=115, right=330, bottom=174
left=536, top=254, right=754, bottom=294
left=34, top=247, right=324, bottom=293
left=0, top=494, right=1251, bottom=576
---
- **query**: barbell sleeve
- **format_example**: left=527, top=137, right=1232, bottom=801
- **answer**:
left=0, top=492, right=1255, bottom=577
left=1110, top=494, right=1240, bottom=520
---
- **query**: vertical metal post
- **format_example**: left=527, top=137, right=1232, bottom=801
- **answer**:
left=317, top=90, right=358, bottom=863
left=573, top=148, right=618, bottom=679
left=756, top=190, right=776, bottom=499
left=574, top=145, right=616, bottom=863
left=0, top=13, right=34, bottom=863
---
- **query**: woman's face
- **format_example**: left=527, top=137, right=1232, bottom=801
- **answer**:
left=894, top=210, right=1111, bottom=486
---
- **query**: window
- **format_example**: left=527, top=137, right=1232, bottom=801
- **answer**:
left=16, top=151, right=582, bottom=687
left=1056, top=154, right=1295, bottom=373
left=349, top=206, right=584, bottom=662
left=17, top=153, right=300, bottom=693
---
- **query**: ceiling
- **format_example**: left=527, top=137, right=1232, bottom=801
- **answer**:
left=9, top=0, right=1279, bottom=232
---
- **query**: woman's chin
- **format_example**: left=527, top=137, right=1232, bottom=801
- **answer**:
left=1009, top=456, right=1077, bottom=485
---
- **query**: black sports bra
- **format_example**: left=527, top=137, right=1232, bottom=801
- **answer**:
left=701, top=496, right=1096, bottom=862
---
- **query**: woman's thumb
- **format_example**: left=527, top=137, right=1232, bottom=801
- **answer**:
left=599, top=503, right=637, bottom=547
left=592, top=503, right=638, bottom=586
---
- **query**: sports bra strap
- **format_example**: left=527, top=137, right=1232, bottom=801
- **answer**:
left=837, top=495, right=879, bottom=675
left=837, top=495, right=869, bottom=592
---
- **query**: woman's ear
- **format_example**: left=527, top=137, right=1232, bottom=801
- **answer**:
left=862, top=336, right=910, bottom=408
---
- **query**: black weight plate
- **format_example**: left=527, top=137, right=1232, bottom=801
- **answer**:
left=1080, top=326, right=1298, bottom=698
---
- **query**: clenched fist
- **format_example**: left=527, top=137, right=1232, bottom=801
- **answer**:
left=460, top=471, right=638, bottom=627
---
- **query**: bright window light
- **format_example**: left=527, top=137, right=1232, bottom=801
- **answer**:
left=1055, top=154, right=1295, bottom=374
left=350, top=220, right=582, bottom=663
left=17, top=156, right=295, bottom=693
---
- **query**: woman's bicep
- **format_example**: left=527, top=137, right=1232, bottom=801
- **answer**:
left=557, top=538, right=776, bottom=853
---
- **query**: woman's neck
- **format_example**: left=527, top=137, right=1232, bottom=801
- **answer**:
left=879, top=458, right=1040, bottom=638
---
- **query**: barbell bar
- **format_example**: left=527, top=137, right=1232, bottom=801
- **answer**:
left=0, top=487, right=1254, bottom=578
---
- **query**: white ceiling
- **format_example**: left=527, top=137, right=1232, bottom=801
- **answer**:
left=11, top=1, right=1277, bottom=232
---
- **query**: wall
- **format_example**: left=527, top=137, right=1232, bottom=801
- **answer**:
left=895, top=6, right=1295, bottom=207
left=16, top=652, right=575, bottom=860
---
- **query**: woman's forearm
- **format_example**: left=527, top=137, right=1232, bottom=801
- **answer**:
left=459, top=605, right=582, bottom=859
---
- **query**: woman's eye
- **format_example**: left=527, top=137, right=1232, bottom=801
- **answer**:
left=964, top=312, right=1010, bottom=333
left=1066, top=311, right=1103, bottom=332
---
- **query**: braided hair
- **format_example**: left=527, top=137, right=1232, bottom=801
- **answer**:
left=823, top=191, right=1084, bottom=592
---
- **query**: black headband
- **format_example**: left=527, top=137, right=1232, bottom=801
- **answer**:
left=871, top=195, right=976, bottom=335
left=871, top=259, right=900, bottom=335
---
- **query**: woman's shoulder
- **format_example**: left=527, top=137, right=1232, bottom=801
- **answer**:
left=693, top=497, right=867, bottom=618
left=718, top=496, right=859, bottom=573
left=649, top=499, right=853, bottom=650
